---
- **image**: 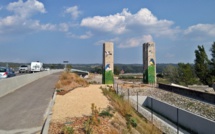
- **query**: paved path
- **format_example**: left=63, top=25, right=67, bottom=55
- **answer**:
left=0, top=72, right=60, bottom=134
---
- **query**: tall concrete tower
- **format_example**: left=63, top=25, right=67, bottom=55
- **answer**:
left=143, top=42, right=156, bottom=84
left=102, top=42, right=114, bottom=84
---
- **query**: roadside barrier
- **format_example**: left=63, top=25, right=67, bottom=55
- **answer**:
left=129, top=96, right=215, bottom=134
left=0, top=70, right=63, bottom=98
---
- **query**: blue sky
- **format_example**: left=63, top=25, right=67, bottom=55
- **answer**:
left=0, top=0, right=215, bottom=64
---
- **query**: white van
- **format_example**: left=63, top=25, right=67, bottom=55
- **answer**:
left=31, top=61, right=43, bottom=73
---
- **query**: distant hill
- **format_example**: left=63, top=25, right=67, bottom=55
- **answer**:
left=72, top=63, right=178, bottom=74
left=0, top=62, right=177, bottom=74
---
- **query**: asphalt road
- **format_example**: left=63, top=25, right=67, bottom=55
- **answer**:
left=0, top=72, right=60, bottom=134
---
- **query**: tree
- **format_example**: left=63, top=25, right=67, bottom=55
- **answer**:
left=50, top=64, right=56, bottom=69
left=194, top=45, right=212, bottom=85
left=91, top=66, right=102, bottom=74
left=66, top=64, right=72, bottom=73
left=177, top=63, right=198, bottom=85
left=210, top=42, right=215, bottom=79
left=163, top=65, right=179, bottom=84
left=114, top=66, right=120, bottom=75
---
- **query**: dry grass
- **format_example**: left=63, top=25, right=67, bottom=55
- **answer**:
left=101, top=87, right=162, bottom=134
left=55, top=72, right=89, bottom=91
left=51, top=73, right=161, bottom=133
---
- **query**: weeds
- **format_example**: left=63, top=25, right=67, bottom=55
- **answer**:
left=56, top=89, right=63, bottom=92
left=61, top=125, right=74, bottom=134
left=88, top=81, right=100, bottom=84
left=101, top=87, right=162, bottom=134
left=55, top=72, right=89, bottom=91
left=84, top=118, right=93, bottom=134
left=83, top=103, right=101, bottom=134
left=125, top=114, right=137, bottom=131
left=99, top=110, right=113, bottom=117
left=91, top=103, right=100, bottom=126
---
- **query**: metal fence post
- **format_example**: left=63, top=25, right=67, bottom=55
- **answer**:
left=177, top=108, right=179, bottom=134
left=128, top=89, right=130, bottom=102
left=137, top=92, right=139, bottom=112
left=151, top=97, right=153, bottom=123
left=120, top=86, right=122, bottom=96
left=117, top=83, right=118, bottom=95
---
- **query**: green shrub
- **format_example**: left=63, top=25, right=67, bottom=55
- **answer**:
left=99, top=110, right=113, bottom=117
left=125, top=114, right=137, bottom=130
left=84, top=118, right=93, bottom=134
left=62, top=125, right=74, bottom=134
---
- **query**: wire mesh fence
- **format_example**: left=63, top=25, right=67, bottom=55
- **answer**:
left=113, top=82, right=188, bottom=134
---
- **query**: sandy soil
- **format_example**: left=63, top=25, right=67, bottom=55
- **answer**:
left=51, top=84, right=110, bottom=122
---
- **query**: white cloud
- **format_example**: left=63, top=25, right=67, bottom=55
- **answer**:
left=118, top=35, right=153, bottom=48
left=0, top=0, right=59, bottom=35
left=184, top=24, right=215, bottom=37
left=0, top=1, right=82, bottom=38
left=67, top=31, right=93, bottom=39
left=59, top=23, right=69, bottom=32
left=29, top=20, right=56, bottom=31
left=65, top=6, right=81, bottom=19
left=0, top=16, right=18, bottom=26
left=7, top=0, right=46, bottom=18
left=79, top=31, right=93, bottom=39
left=81, top=12, right=126, bottom=34
left=81, top=8, right=176, bottom=36
left=126, top=8, right=172, bottom=26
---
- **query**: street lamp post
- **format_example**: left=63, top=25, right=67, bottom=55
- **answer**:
left=63, top=61, right=69, bottom=70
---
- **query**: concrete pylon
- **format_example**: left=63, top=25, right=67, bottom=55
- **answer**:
left=102, top=42, right=114, bottom=84
left=143, top=42, right=156, bottom=84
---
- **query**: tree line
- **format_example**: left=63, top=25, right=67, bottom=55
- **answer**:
left=162, top=42, right=215, bottom=87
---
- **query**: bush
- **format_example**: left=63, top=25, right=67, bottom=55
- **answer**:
left=62, top=126, right=74, bottom=134
left=55, top=72, right=89, bottom=91
left=84, top=118, right=93, bottom=134
left=99, top=110, right=113, bottom=117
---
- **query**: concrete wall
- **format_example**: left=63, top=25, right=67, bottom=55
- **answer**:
left=134, top=96, right=215, bottom=134
left=129, top=96, right=189, bottom=134
left=143, top=97, right=178, bottom=122
left=0, top=70, right=62, bottom=98
left=159, top=83, right=215, bottom=104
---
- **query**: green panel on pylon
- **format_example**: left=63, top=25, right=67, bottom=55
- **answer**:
left=143, top=65, right=155, bottom=84
left=148, top=65, right=155, bottom=83
left=103, top=70, right=114, bottom=84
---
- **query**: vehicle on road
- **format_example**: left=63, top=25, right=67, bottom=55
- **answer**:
left=0, top=67, right=16, bottom=79
left=19, top=65, right=31, bottom=73
left=31, top=61, right=43, bottom=73
left=44, top=68, right=50, bottom=71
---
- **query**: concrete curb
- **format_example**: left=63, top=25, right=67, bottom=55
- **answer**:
left=41, top=91, right=57, bottom=134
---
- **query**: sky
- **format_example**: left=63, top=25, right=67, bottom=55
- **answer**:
left=0, top=0, right=215, bottom=64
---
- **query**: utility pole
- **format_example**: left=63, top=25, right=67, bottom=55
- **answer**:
left=63, top=61, right=69, bottom=70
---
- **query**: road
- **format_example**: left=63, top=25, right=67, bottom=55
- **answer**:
left=0, top=72, right=60, bottom=134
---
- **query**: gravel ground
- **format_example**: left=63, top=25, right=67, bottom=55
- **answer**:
left=51, top=84, right=110, bottom=122
left=118, top=84, right=215, bottom=121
